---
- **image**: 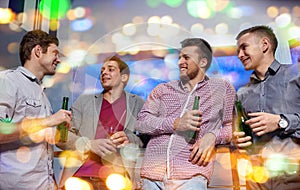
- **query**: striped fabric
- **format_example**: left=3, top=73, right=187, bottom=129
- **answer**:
left=135, top=77, right=236, bottom=182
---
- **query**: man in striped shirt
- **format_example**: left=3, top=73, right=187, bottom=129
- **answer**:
left=135, top=38, right=236, bottom=189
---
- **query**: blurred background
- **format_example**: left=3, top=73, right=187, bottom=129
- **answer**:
left=1, top=1, right=300, bottom=189
left=1, top=0, right=299, bottom=109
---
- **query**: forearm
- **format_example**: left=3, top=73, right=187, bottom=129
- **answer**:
left=135, top=115, right=175, bottom=135
left=0, top=117, right=50, bottom=144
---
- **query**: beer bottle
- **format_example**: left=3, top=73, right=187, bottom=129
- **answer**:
left=235, top=99, right=254, bottom=151
left=56, top=97, right=69, bottom=142
left=186, top=96, right=200, bottom=143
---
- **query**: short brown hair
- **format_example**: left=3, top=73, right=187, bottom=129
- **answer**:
left=235, top=25, right=278, bottom=55
left=180, top=38, right=213, bottom=71
left=103, top=56, right=130, bottom=75
left=19, top=30, right=59, bottom=66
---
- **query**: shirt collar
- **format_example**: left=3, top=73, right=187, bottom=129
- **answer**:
left=179, top=75, right=210, bottom=90
left=250, top=60, right=280, bottom=82
left=17, top=66, right=41, bottom=84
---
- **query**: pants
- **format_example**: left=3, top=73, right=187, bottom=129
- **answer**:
left=141, top=175, right=207, bottom=190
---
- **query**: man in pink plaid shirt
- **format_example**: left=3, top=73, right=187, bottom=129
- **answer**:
left=135, top=38, right=236, bottom=190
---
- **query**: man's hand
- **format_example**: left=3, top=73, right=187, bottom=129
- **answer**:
left=246, top=112, right=280, bottom=136
left=173, top=110, right=202, bottom=131
left=232, top=131, right=252, bottom=152
left=46, top=109, right=72, bottom=129
left=189, top=132, right=216, bottom=166
left=90, top=139, right=117, bottom=157
left=110, top=131, right=129, bottom=148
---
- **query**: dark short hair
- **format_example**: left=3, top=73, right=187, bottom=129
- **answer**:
left=103, top=56, right=130, bottom=75
left=180, top=38, right=213, bottom=71
left=19, top=30, right=59, bottom=66
left=235, top=25, right=278, bottom=55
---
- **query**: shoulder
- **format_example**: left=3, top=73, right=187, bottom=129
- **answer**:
left=209, top=77, right=235, bottom=90
left=126, top=92, right=144, bottom=104
left=73, top=93, right=100, bottom=105
left=0, top=69, right=19, bottom=88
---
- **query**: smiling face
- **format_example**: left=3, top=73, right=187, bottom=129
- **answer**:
left=39, top=43, right=61, bottom=75
left=236, top=33, right=264, bottom=71
left=178, top=46, right=201, bottom=82
left=100, top=60, right=126, bottom=91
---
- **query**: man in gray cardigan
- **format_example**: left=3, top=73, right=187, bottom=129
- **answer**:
left=57, top=56, right=145, bottom=190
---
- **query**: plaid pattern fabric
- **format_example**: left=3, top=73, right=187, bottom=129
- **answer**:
left=135, top=77, right=236, bottom=182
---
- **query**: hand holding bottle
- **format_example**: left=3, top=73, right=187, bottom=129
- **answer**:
left=110, top=131, right=129, bottom=148
left=55, top=97, right=70, bottom=142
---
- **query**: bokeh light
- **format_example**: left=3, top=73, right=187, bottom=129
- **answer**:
left=71, top=18, right=93, bottom=32
left=67, top=49, right=88, bottom=67
left=67, top=9, right=76, bottom=20
left=0, top=121, right=15, bottom=135
left=275, top=13, right=291, bottom=28
left=122, top=23, right=136, bottom=36
left=207, top=0, right=230, bottom=12
left=190, top=23, right=204, bottom=36
left=146, top=0, right=161, bottom=8
left=132, top=16, right=144, bottom=24
left=49, top=19, right=60, bottom=31
left=251, top=166, right=269, bottom=183
left=39, top=0, right=71, bottom=20
left=163, top=0, right=184, bottom=8
left=74, top=6, right=86, bottom=19
left=0, top=8, right=15, bottom=24
left=59, top=150, right=83, bottom=168
left=267, top=6, right=279, bottom=18
left=187, top=0, right=206, bottom=18
left=65, top=177, right=91, bottom=190
left=292, top=6, right=300, bottom=17
left=56, top=61, right=71, bottom=74
left=106, top=173, right=128, bottom=190
left=7, top=42, right=18, bottom=54
left=215, top=23, right=228, bottom=35
left=279, top=6, right=290, bottom=14
left=16, top=146, right=31, bottom=163
left=228, top=7, right=243, bottom=19
left=42, top=76, right=55, bottom=88
left=288, top=26, right=300, bottom=39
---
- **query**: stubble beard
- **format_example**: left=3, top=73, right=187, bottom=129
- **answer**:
left=179, top=68, right=199, bottom=84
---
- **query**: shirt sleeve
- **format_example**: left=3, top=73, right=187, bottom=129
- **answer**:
left=135, top=84, right=175, bottom=135
left=214, top=81, right=236, bottom=145
left=0, top=73, right=17, bottom=122
left=281, top=75, right=300, bottom=138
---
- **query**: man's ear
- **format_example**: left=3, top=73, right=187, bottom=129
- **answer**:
left=261, top=37, right=269, bottom=53
left=121, top=73, right=129, bottom=83
left=33, top=45, right=42, bottom=58
left=199, top=57, right=208, bottom=69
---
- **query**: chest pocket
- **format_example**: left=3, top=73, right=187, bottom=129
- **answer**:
left=25, top=98, right=42, bottom=117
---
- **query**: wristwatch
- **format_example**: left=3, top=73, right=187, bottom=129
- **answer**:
left=278, top=115, right=288, bottom=129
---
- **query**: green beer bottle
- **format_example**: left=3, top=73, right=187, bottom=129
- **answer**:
left=235, top=99, right=254, bottom=150
left=56, top=97, right=69, bottom=142
left=186, top=96, right=200, bottom=143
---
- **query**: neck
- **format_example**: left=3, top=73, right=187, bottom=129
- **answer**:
left=103, top=88, right=124, bottom=103
left=24, top=62, right=44, bottom=81
left=183, top=73, right=205, bottom=92
left=255, top=57, right=274, bottom=80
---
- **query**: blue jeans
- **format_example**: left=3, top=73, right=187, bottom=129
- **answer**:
left=141, top=175, right=207, bottom=190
